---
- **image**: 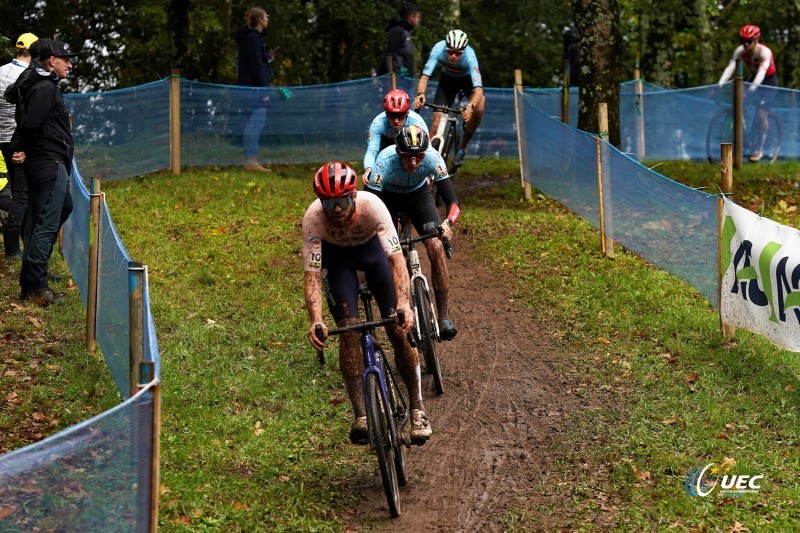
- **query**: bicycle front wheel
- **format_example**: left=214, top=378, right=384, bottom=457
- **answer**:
left=381, top=349, right=407, bottom=487
left=706, top=109, right=734, bottom=164
left=441, top=121, right=458, bottom=174
left=414, top=278, right=444, bottom=395
left=366, top=372, right=401, bottom=517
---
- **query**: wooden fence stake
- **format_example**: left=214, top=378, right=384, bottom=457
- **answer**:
left=596, top=103, right=614, bottom=257
left=719, top=143, right=736, bottom=337
left=513, top=69, right=532, bottom=201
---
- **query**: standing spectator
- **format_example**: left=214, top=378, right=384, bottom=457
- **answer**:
left=377, top=2, right=421, bottom=78
left=0, top=32, right=37, bottom=260
left=5, top=38, right=77, bottom=305
left=235, top=6, right=277, bottom=173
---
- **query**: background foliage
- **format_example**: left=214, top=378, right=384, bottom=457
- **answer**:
left=1, top=0, right=799, bottom=92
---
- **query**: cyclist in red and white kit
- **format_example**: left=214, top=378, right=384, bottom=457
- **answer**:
left=718, top=24, right=779, bottom=162
left=302, top=162, right=432, bottom=445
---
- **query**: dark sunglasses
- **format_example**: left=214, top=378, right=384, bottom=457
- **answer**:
left=740, top=38, right=755, bottom=45
left=399, top=152, right=424, bottom=163
left=321, top=195, right=354, bottom=210
left=386, top=111, right=408, bottom=121
left=446, top=49, right=463, bottom=57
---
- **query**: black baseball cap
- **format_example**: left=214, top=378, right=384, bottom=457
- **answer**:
left=36, top=38, right=79, bottom=60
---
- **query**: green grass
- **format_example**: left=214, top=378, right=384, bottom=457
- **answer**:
left=1, top=158, right=799, bottom=530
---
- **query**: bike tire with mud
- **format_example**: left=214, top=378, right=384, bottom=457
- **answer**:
left=366, top=372, right=401, bottom=517
left=414, top=278, right=444, bottom=395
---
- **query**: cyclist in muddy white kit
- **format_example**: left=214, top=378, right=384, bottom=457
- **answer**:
left=303, top=161, right=432, bottom=445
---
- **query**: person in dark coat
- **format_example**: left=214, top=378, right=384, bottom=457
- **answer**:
left=5, top=38, right=78, bottom=305
left=235, top=6, right=277, bottom=172
left=377, top=2, right=421, bottom=78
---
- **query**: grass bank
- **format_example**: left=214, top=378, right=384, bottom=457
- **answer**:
left=1, top=158, right=798, bottom=530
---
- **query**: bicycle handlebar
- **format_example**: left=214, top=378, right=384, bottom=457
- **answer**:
left=314, top=310, right=407, bottom=365
left=422, top=102, right=462, bottom=115
left=399, top=228, right=453, bottom=259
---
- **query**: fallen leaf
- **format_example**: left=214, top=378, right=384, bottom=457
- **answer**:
left=785, top=383, right=794, bottom=391
left=637, top=470, right=652, bottom=481
left=31, top=412, right=46, bottom=421
left=0, top=506, right=17, bottom=520
left=597, top=337, right=612, bottom=344
left=211, top=226, right=227, bottom=235
left=685, top=372, right=699, bottom=383
left=721, top=457, right=736, bottom=470
left=233, top=501, right=251, bottom=511
left=729, top=521, right=749, bottom=532
left=662, top=417, right=686, bottom=428
left=717, top=432, right=730, bottom=439
left=28, top=316, right=42, bottom=328
left=6, top=392, right=18, bottom=401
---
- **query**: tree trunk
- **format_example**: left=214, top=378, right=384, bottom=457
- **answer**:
left=571, top=0, right=622, bottom=147
left=640, top=3, right=676, bottom=87
left=787, top=0, right=800, bottom=87
left=694, top=0, right=715, bottom=85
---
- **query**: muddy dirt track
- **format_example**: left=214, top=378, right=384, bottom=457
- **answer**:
left=349, top=180, right=594, bottom=532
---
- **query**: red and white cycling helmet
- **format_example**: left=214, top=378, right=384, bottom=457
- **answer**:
left=739, top=25, right=760, bottom=41
left=313, top=162, right=358, bottom=198
left=384, top=89, right=411, bottom=114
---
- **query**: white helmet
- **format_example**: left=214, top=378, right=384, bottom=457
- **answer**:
left=446, top=29, right=468, bottom=51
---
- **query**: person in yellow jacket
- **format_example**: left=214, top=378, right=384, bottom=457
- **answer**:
left=0, top=151, right=11, bottom=230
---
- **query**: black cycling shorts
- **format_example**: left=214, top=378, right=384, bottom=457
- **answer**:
left=748, top=72, right=779, bottom=109
left=375, top=183, right=441, bottom=236
left=434, top=74, right=476, bottom=106
left=322, top=234, right=397, bottom=322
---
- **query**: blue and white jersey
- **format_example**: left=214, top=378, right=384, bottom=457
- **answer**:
left=363, top=110, right=429, bottom=171
left=421, top=41, right=482, bottom=87
left=367, top=145, right=449, bottom=194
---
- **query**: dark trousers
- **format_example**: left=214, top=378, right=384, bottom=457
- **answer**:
left=0, top=142, right=29, bottom=256
left=20, top=161, right=72, bottom=291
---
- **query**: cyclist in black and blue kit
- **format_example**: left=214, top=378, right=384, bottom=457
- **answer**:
left=367, top=125, right=460, bottom=340
left=414, top=29, right=485, bottom=168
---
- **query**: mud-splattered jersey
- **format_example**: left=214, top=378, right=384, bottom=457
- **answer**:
left=302, top=190, right=402, bottom=272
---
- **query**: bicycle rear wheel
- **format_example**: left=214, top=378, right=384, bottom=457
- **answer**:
left=706, top=109, right=733, bottom=164
left=414, top=278, right=444, bottom=395
left=760, top=113, right=782, bottom=162
left=366, top=372, right=401, bottom=517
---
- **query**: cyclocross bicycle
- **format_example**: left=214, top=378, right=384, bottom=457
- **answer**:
left=397, top=214, right=451, bottom=396
left=315, top=285, right=410, bottom=518
left=705, top=94, right=782, bottom=164
left=424, top=90, right=467, bottom=175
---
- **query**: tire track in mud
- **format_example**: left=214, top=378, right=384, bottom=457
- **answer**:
left=353, top=234, right=586, bottom=532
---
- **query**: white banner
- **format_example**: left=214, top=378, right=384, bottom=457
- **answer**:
left=721, top=198, right=800, bottom=351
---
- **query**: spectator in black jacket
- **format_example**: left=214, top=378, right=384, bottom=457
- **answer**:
left=5, top=38, right=77, bottom=305
left=235, top=6, right=277, bottom=173
left=377, top=3, right=421, bottom=78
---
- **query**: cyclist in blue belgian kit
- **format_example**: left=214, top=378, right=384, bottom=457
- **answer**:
left=414, top=29, right=485, bottom=168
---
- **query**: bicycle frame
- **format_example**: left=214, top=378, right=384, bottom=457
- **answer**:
left=424, top=91, right=466, bottom=171
left=398, top=217, right=440, bottom=341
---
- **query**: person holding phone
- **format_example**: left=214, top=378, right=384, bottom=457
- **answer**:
left=235, top=6, right=278, bottom=172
